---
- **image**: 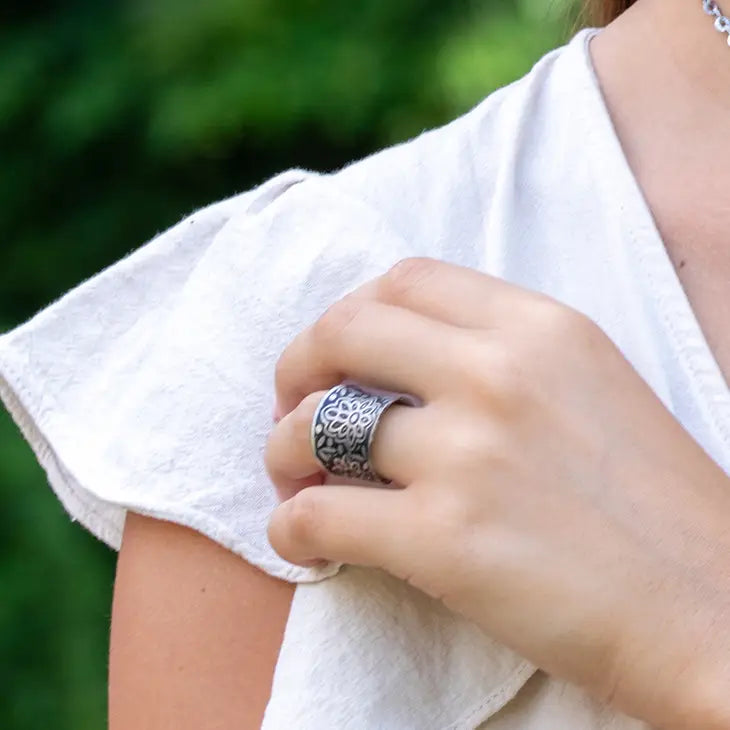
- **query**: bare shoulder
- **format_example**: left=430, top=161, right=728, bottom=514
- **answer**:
left=109, top=512, right=294, bottom=730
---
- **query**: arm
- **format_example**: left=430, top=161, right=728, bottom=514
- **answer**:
left=109, top=512, right=294, bottom=730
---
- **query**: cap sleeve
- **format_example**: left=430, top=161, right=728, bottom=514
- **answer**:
left=0, top=168, right=415, bottom=582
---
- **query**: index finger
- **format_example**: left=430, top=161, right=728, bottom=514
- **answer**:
left=274, top=298, right=467, bottom=415
left=354, top=257, right=545, bottom=329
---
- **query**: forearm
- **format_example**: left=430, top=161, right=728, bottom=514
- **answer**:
left=605, top=452, right=730, bottom=729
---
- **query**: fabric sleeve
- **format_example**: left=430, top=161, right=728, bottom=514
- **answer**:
left=0, top=167, right=417, bottom=582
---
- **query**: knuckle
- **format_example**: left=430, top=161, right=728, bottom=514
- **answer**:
left=273, top=344, right=289, bottom=386
left=262, top=431, right=278, bottom=478
left=379, top=257, right=439, bottom=303
left=417, top=490, right=481, bottom=539
left=264, top=392, right=322, bottom=478
left=312, top=295, right=363, bottom=345
left=263, top=434, right=289, bottom=488
left=295, top=391, right=324, bottom=428
left=440, top=419, right=492, bottom=467
left=273, top=334, right=301, bottom=392
left=467, top=342, right=527, bottom=409
left=527, top=299, right=609, bottom=365
left=438, top=412, right=510, bottom=473
left=530, top=298, right=592, bottom=342
left=570, top=310, right=607, bottom=353
left=284, top=490, right=324, bottom=548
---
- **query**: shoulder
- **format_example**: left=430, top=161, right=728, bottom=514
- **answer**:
left=149, top=28, right=592, bottom=283
left=284, top=28, right=594, bottom=267
left=0, top=30, right=596, bottom=582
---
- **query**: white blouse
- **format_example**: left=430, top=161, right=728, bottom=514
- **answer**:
left=1, top=26, right=728, bottom=729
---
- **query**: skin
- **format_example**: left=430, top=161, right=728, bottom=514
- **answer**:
left=111, top=1, right=730, bottom=728
left=591, top=0, right=730, bottom=381
left=266, top=258, right=730, bottom=729
left=109, top=513, right=293, bottom=729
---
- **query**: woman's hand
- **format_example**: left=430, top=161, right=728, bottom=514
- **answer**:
left=265, top=257, right=730, bottom=728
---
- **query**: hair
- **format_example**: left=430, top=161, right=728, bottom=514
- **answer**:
left=587, top=0, right=637, bottom=25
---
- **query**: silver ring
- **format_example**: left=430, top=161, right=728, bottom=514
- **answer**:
left=310, top=383, right=409, bottom=484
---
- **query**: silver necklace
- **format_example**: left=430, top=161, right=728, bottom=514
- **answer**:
left=703, top=0, right=730, bottom=43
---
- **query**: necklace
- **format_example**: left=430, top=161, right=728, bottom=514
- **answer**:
left=703, top=0, right=730, bottom=43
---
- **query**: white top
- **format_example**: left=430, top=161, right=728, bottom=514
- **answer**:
left=1, top=26, right=728, bottom=729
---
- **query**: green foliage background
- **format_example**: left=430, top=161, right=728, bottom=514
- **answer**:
left=1, top=1, right=579, bottom=727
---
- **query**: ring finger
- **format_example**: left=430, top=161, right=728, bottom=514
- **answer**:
left=265, top=389, right=428, bottom=500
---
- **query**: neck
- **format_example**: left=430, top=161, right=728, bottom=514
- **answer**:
left=588, top=1, right=730, bottom=387
left=587, top=0, right=730, bottom=287
left=592, top=0, right=730, bottom=114
left=589, top=0, right=730, bottom=194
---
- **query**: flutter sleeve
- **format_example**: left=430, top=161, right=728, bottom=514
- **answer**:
left=1, top=145, right=540, bottom=730
left=0, top=167, right=416, bottom=581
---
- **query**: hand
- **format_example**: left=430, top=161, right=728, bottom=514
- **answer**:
left=265, top=257, right=730, bottom=728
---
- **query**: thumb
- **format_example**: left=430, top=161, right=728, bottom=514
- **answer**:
left=268, top=485, right=416, bottom=572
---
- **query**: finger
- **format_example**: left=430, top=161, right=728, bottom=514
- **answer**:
left=265, top=390, right=429, bottom=500
left=275, top=299, right=468, bottom=415
left=265, top=391, right=344, bottom=502
left=268, top=485, right=420, bottom=573
left=366, top=257, right=544, bottom=329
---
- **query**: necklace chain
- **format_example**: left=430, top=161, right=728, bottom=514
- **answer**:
left=703, top=0, right=730, bottom=43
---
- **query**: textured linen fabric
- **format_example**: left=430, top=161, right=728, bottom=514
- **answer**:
left=1, top=26, right=729, bottom=729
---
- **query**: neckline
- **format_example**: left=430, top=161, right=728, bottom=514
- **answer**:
left=572, top=27, right=730, bottom=467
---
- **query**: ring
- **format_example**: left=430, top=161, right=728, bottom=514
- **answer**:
left=310, top=383, right=412, bottom=484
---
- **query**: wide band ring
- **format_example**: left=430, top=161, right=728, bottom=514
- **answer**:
left=310, top=383, right=411, bottom=484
